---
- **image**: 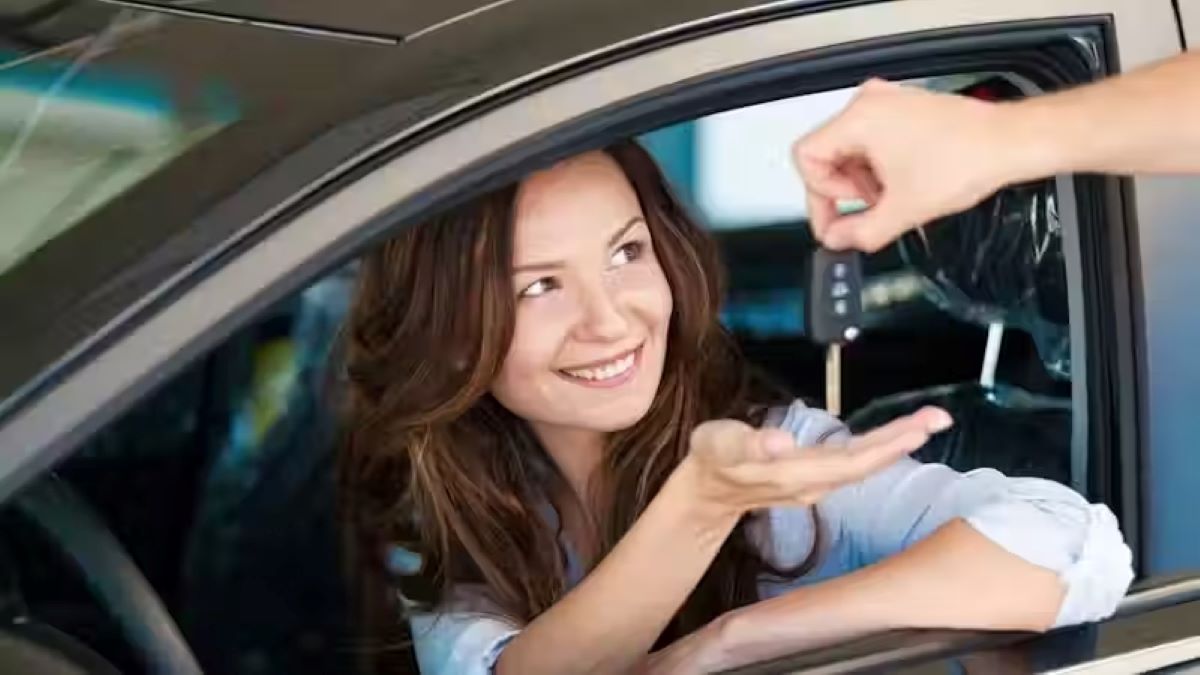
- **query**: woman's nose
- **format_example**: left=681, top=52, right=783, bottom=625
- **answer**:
left=573, top=281, right=630, bottom=342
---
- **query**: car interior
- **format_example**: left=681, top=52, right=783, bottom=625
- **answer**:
left=0, top=73, right=1081, bottom=674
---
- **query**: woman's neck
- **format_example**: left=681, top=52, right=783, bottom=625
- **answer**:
left=533, top=423, right=606, bottom=506
left=533, top=422, right=606, bottom=567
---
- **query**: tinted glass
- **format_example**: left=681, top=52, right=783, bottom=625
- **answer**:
left=1, top=20, right=237, bottom=276
left=0, top=3, right=382, bottom=415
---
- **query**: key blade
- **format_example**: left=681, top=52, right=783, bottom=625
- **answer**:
left=826, top=343, right=841, bottom=417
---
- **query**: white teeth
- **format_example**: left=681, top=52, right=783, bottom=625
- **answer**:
left=564, top=351, right=636, bottom=381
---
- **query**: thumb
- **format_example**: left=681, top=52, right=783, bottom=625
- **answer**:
left=819, top=198, right=914, bottom=253
left=690, top=419, right=757, bottom=466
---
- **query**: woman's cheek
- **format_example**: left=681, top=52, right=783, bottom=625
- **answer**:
left=619, top=261, right=673, bottom=315
left=511, top=296, right=573, bottom=358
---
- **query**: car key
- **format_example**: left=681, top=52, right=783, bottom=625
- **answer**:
left=806, top=247, right=864, bottom=416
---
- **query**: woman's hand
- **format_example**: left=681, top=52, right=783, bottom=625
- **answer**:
left=680, top=406, right=952, bottom=522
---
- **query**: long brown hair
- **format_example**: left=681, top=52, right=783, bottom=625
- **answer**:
left=338, top=140, right=817, bottom=655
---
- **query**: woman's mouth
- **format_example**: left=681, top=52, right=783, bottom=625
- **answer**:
left=558, top=345, right=642, bottom=388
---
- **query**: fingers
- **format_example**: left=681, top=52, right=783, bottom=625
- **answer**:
left=798, top=406, right=953, bottom=484
left=794, top=119, right=858, bottom=240
left=805, top=189, right=839, bottom=242
left=726, top=427, right=925, bottom=505
left=848, top=406, right=952, bottom=448
left=693, top=420, right=809, bottom=465
left=800, top=157, right=884, bottom=243
left=803, top=427, right=931, bottom=484
left=757, top=428, right=798, bottom=460
left=793, top=77, right=932, bottom=252
left=724, top=407, right=953, bottom=505
left=838, top=158, right=883, bottom=203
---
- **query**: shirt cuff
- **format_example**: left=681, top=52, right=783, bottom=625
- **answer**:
left=484, top=632, right=519, bottom=674
left=962, top=478, right=1133, bottom=628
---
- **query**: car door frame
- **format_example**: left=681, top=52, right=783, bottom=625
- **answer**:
left=1178, top=0, right=1200, bottom=45
left=2, top=0, right=1198, bottom=669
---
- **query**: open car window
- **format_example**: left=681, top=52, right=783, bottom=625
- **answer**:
left=643, top=73, right=1078, bottom=490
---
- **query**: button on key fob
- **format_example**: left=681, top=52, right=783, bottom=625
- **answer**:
left=807, top=248, right=864, bottom=416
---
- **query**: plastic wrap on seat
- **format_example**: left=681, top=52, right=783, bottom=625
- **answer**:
left=898, top=181, right=1071, bottom=379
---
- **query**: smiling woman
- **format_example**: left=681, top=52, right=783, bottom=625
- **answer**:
left=337, top=139, right=1133, bottom=675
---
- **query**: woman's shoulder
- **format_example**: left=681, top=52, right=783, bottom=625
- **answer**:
left=745, top=400, right=849, bottom=572
left=761, top=398, right=851, bottom=446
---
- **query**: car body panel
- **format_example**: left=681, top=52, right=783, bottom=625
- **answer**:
left=96, top=0, right=835, bottom=42
left=1151, top=0, right=1200, bottom=575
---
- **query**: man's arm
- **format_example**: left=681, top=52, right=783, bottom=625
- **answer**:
left=794, top=51, right=1200, bottom=252
left=1011, top=50, right=1200, bottom=178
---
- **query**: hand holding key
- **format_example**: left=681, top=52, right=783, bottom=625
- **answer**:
left=680, top=406, right=952, bottom=519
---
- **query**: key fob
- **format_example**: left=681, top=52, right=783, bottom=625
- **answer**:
left=807, top=247, right=864, bottom=345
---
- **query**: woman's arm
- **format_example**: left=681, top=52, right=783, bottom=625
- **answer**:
left=695, top=404, right=1133, bottom=671
left=492, top=412, right=947, bottom=675
left=494, top=461, right=739, bottom=675
left=716, top=518, right=1065, bottom=666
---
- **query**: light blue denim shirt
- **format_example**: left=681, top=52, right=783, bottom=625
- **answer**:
left=406, top=400, right=1134, bottom=675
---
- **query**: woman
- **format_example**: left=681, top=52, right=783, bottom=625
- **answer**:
left=339, top=140, right=1132, bottom=675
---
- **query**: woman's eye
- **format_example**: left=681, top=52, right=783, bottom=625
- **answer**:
left=611, top=240, right=645, bottom=267
left=519, top=277, right=558, bottom=299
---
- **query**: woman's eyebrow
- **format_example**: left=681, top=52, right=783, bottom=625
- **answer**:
left=513, top=216, right=646, bottom=274
left=607, top=216, right=645, bottom=248
left=513, top=260, right=562, bottom=274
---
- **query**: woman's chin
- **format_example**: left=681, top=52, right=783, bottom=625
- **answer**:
left=583, top=396, right=657, bottom=433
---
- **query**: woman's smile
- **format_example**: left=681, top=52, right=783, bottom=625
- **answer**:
left=557, top=344, right=643, bottom=388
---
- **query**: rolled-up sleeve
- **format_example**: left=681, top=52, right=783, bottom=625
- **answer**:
left=410, top=609, right=519, bottom=675
left=772, top=400, right=1135, bottom=628
left=404, top=583, right=521, bottom=675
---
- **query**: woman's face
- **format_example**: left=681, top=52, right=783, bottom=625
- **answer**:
left=490, top=151, right=673, bottom=437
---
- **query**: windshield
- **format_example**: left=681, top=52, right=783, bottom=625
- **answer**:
left=0, top=9, right=237, bottom=276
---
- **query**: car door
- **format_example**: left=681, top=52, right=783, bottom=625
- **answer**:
left=3, top=0, right=1200, bottom=673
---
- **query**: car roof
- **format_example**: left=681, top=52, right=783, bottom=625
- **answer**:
left=0, top=0, right=838, bottom=419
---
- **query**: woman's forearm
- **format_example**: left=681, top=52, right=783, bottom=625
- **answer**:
left=718, top=519, right=1064, bottom=667
left=496, top=459, right=737, bottom=675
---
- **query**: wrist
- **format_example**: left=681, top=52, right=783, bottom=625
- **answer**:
left=664, top=455, right=742, bottom=548
left=990, top=94, right=1079, bottom=184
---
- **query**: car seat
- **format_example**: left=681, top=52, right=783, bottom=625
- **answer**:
left=846, top=179, right=1074, bottom=484
left=179, top=264, right=403, bottom=674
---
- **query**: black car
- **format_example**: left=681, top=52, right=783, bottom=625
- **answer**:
left=3, top=0, right=1200, bottom=673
